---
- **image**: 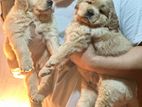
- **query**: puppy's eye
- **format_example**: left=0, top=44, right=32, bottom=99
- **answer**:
left=99, top=9, right=104, bottom=14
left=99, top=5, right=106, bottom=14
left=86, top=1, right=92, bottom=4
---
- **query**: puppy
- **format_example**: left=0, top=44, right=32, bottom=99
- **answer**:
left=38, top=0, right=138, bottom=107
left=3, top=0, right=60, bottom=106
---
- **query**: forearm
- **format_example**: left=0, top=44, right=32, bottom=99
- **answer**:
left=71, top=45, right=142, bottom=80
left=91, top=46, right=142, bottom=70
left=88, top=46, right=142, bottom=79
left=71, top=54, right=142, bottom=80
left=90, top=67, right=142, bottom=80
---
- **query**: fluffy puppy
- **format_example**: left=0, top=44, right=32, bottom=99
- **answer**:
left=3, top=0, right=60, bottom=106
left=38, top=0, right=138, bottom=107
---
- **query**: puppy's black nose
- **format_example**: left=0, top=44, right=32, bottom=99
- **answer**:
left=47, top=0, right=53, bottom=7
left=85, top=9, right=94, bottom=18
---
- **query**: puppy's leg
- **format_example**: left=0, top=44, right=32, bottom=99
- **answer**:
left=76, top=80, right=97, bottom=107
left=38, top=41, right=76, bottom=77
left=25, top=71, right=42, bottom=107
left=3, top=38, right=19, bottom=69
left=39, top=33, right=90, bottom=77
left=31, top=30, right=59, bottom=102
left=38, top=30, right=60, bottom=73
left=9, top=36, right=33, bottom=72
left=32, top=74, right=53, bottom=103
left=46, top=35, right=60, bottom=55
left=95, top=77, right=135, bottom=107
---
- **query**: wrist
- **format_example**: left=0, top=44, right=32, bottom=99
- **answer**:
left=90, top=56, right=114, bottom=69
left=90, top=55, right=130, bottom=71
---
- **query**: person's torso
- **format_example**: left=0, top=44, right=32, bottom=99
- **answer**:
left=113, top=0, right=142, bottom=45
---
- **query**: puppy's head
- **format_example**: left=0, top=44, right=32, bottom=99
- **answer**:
left=29, top=0, right=54, bottom=22
left=75, top=0, right=113, bottom=27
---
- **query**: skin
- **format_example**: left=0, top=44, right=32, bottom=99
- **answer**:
left=71, top=44, right=142, bottom=80
left=54, top=0, right=74, bottom=7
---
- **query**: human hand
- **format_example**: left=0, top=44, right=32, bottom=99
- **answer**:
left=70, top=44, right=97, bottom=72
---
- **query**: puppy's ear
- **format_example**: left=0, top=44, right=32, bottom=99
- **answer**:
left=24, top=0, right=29, bottom=12
left=16, top=0, right=29, bottom=12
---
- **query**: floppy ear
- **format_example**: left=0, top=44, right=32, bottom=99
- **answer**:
left=15, top=0, right=29, bottom=11
left=98, top=0, right=115, bottom=17
left=98, top=0, right=119, bottom=30
left=24, top=0, right=29, bottom=12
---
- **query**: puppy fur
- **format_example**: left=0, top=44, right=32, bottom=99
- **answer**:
left=38, top=0, right=139, bottom=107
left=3, top=0, right=60, bottom=106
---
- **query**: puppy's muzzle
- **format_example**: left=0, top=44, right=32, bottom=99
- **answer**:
left=35, top=0, right=53, bottom=13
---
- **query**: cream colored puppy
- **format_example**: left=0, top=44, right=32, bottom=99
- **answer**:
left=3, top=0, right=59, bottom=106
left=39, top=0, right=138, bottom=107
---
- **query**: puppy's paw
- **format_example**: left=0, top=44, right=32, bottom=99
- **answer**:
left=30, top=93, right=45, bottom=103
left=47, top=57, right=60, bottom=67
left=76, top=98, right=95, bottom=107
left=71, top=33, right=91, bottom=44
left=20, top=58, right=33, bottom=72
left=38, top=66, right=54, bottom=77
left=71, top=35, right=90, bottom=52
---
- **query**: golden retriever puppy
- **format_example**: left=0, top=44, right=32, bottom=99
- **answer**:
left=3, top=0, right=60, bottom=106
left=38, top=0, right=138, bottom=107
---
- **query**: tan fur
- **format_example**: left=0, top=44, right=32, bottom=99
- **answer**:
left=3, top=0, right=60, bottom=106
left=38, top=0, right=139, bottom=107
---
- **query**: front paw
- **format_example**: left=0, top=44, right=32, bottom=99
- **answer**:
left=20, top=58, right=33, bottom=72
left=47, top=57, right=60, bottom=67
left=30, top=93, right=45, bottom=103
left=38, top=66, right=54, bottom=77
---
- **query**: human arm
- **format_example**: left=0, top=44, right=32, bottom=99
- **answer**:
left=54, top=0, right=74, bottom=7
left=70, top=44, right=142, bottom=80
